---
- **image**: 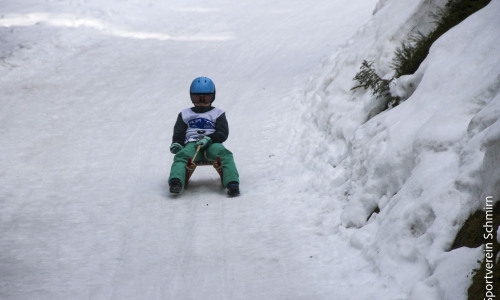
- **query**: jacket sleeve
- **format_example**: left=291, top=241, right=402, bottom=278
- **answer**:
left=208, top=112, right=229, bottom=144
left=172, top=113, right=188, bottom=145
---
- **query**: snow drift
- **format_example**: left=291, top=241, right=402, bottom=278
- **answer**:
left=295, top=0, right=500, bottom=298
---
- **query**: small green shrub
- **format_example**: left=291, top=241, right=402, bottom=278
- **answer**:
left=351, top=60, right=400, bottom=109
left=391, top=32, right=432, bottom=77
left=392, top=0, right=491, bottom=77
left=352, top=0, right=491, bottom=109
left=351, top=60, right=389, bottom=96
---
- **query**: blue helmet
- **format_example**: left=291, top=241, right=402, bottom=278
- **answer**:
left=190, top=77, right=216, bottom=101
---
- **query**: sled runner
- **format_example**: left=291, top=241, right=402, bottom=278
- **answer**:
left=185, top=145, right=223, bottom=188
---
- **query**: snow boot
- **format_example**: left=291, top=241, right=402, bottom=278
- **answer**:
left=169, top=178, right=182, bottom=194
left=226, top=182, right=240, bottom=196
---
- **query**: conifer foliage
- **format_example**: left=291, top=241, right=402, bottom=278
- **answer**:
left=352, top=0, right=491, bottom=109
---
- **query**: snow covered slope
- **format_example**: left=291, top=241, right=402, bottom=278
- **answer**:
left=295, top=0, right=500, bottom=299
left=0, top=0, right=391, bottom=299
left=1, top=0, right=499, bottom=299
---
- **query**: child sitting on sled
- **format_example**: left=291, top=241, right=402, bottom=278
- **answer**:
left=168, top=77, right=240, bottom=196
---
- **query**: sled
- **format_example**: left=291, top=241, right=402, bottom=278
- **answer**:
left=185, top=145, right=223, bottom=188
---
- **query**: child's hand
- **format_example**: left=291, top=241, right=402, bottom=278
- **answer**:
left=170, top=143, right=183, bottom=154
left=196, top=136, right=212, bottom=149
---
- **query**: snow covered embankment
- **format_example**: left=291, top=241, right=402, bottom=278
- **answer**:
left=296, top=0, right=500, bottom=299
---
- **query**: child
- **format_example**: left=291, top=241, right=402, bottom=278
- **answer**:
left=169, top=77, right=240, bottom=196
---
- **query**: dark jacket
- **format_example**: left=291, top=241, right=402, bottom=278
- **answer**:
left=172, top=106, right=229, bottom=146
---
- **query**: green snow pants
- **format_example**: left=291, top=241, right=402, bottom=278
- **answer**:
left=168, top=142, right=239, bottom=187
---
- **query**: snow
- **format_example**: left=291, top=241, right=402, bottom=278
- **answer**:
left=1, top=0, right=499, bottom=299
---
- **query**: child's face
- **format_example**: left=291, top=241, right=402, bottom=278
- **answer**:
left=191, top=94, right=213, bottom=107
left=194, top=102, right=211, bottom=107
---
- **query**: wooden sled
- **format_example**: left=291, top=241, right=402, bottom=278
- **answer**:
left=185, top=154, right=223, bottom=188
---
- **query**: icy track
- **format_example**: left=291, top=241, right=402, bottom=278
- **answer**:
left=0, top=0, right=399, bottom=299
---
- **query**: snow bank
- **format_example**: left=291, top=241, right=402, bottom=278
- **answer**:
left=296, top=0, right=500, bottom=298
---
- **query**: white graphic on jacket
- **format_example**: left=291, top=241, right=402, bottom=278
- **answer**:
left=181, top=107, right=224, bottom=144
